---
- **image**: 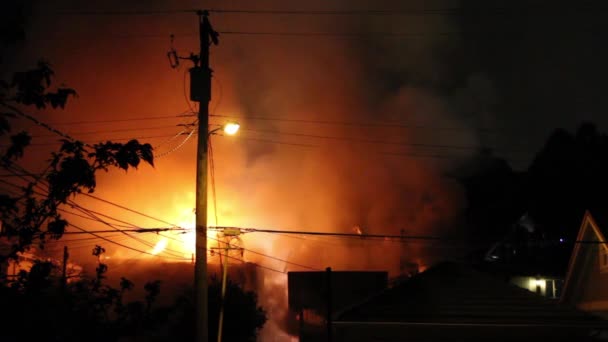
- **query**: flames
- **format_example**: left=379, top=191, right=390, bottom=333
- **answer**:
left=145, top=204, right=221, bottom=260
left=150, top=238, right=168, bottom=255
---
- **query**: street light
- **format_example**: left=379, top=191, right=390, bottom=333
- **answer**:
left=209, top=121, right=240, bottom=136
left=223, top=122, right=240, bottom=135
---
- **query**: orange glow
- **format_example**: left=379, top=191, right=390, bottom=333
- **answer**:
left=223, top=122, right=240, bottom=135
left=150, top=238, right=168, bottom=255
left=148, top=205, right=223, bottom=260
left=20, top=7, right=473, bottom=340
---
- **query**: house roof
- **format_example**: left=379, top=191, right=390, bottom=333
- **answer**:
left=561, top=210, right=608, bottom=301
left=586, top=209, right=608, bottom=238
left=336, top=262, right=603, bottom=326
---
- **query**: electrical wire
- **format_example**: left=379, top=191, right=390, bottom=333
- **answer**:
left=1, top=163, right=187, bottom=258
left=239, top=127, right=511, bottom=151
left=46, top=114, right=191, bottom=126
left=224, top=135, right=318, bottom=148
left=153, top=124, right=197, bottom=159
left=210, top=114, right=500, bottom=132
left=211, top=234, right=320, bottom=271
left=2, top=134, right=186, bottom=148
left=66, top=222, right=188, bottom=260
left=30, top=124, right=187, bottom=139
left=0, top=161, right=482, bottom=271
left=52, top=6, right=608, bottom=16
left=66, top=202, right=189, bottom=258
left=214, top=226, right=448, bottom=241
left=0, top=102, right=90, bottom=147
left=76, top=190, right=318, bottom=271
left=54, top=9, right=197, bottom=15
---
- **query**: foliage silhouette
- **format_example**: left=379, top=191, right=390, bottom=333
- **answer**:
left=0, top=60, right=154, bottom=262
left=461, top=122, right=608, bottom=274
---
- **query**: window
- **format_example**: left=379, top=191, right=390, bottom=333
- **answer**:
left=599, top=247, right=608, bottom=273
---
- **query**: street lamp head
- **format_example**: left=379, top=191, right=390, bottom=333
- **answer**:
left=223, top=122, right=240, bottom=135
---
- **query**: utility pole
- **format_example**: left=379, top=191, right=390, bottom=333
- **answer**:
left=61, top=246, right=69, bottom=289
left=192, top=10, right=219, bottom=342
left=326, top=267, right=333, bottom=342
left=211, top=228, right=243, bottom=342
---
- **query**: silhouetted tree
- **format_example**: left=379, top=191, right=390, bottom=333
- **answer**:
left=525, top=123, right=608, bottom=260
left=0, top=58, right=153, bottom=263
left=454, top=148, right=525, bottom=240
left=461, top=122, right=608, bottom=273
left=165, top=277, right=267, bottom=342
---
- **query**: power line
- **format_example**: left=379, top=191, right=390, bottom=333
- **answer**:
left=0, top=102, right=90, bottom=147
left=215, top=226, right=448, bottom=241
left=227, top=135, right=317, bottom=148
left=44, top=186, right=187, bottom=258
left=75, top=191, right=315, bottom=271
left=209, top=9, right=463, bottom=15
left=67, top=202, right=189, bottom=258
left=154, top=126, right=197, bottom=158
left=45, top=233, right=128, bottom=243
left=45, top=114, right=191, bottom=126
left=219, top=251, right=285, bottom=274
left=240, top=127, right=503, bottom=151
left=67, top=222, right=187, bottom=260
left=58, top=227, right=184, bottom=235
left=211, top=114, right=499, bottom=132
left=218, top=134, right=486, bottom=161
left=81, top=193, right=178, bottom=227
left=38, top=28, right=608, bottom=42
left=51, top=6, right=608, bottom=17
left=59, top=206, right=186, bottom=234
left=54, top=9, right=196, bottom=15
left=30, top=124, right=189, bottom=139
left=0, top=162, right=187, bottom=258
left=59, top=208, right=135, bottom=229
left=3, top=134, right=186, bottom=148
left=0, top=173, right=43, bottom=178
left=213, top=235, right=320, bottom=271
left=218, top=30, right=455, bottom=38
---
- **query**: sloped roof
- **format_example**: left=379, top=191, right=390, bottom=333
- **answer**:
left=561, top=210, right=608, bottom=302
left=586, top=209, right=608, bottom=238
left=336, top=262, right=603, bottom=326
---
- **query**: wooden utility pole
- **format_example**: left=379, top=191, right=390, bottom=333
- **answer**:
left=61, top=246, right=69, bottom=289
left=211, top=228, right=243, bottom=342
left=193, top=10, right=218, bottom=342
left=326, top=267, right=333, bottom=342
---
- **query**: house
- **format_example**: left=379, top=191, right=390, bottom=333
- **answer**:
left=479, top=213, right=569, bottom=299
left=333, top=262, right=607, bottom=342
left=287, top=270, right=388, bottom=341
left=562, top=210, right=608, bottom=318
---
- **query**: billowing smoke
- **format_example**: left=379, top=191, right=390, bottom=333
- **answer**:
left=200, top=2, right=476, bottom=339
left=8, top=0, right=489, bottom=340
left=201, top=0, right=479, bottom=275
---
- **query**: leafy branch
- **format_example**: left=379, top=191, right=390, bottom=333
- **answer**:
left=0, top=61, right=154, bottom=260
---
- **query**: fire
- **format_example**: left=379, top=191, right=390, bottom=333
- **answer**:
left=150, top=238, right=168, bottom=255
left=146, top=204, right=222, bottom=260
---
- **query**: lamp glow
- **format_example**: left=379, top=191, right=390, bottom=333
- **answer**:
left=223, top=122, right=240, bottom=135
